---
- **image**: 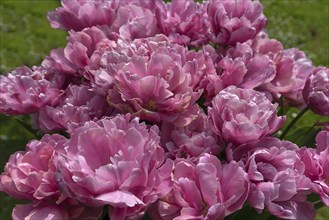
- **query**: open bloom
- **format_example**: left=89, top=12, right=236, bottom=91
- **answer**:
left=56, top=114, right=173, bottom=219
left=207, top=0, right=267, bottom=46
left=90, top=35, right=204, bottom=126
left=226, top=137, right=315, bottom=220
left=156, top=154, right=249, bottom=220
left=0, top=67, right=64, bottom=115
left=303, top=67, right=329, bottom=116
left=209, top=86, right=285, bottom=145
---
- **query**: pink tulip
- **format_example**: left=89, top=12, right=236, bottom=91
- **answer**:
left=56, top=114, right=173, bottom=219
left=33, top=84, right=113, bottom=133
left=91, top=35, right=203, bottom=126
left=158, top=0, right=211, bottom=46
left=157, top=154, right=249, bottom=220
left=0, top=67, right=64, bottom=115
left=227, top=137, right=315, bottom=220
left=48, top=0, right=168, bottom=43
left=250, top=31, right=283, bottom=64
left=303, top=67, right=329, bottom=115
left=108, top=4, right=160, bottom=42
left=208, top=0, right=267, bottom=46
left=205, top=42, right=276, bottom=102
left=47, top=0, right=118, bottom=31
left=43, top=26, right=108, bottom=77
left=209, top=86, right=285, bottom=145
left=160, top=109, right=224, bottom=161
left=0, top=134, right=66, bottom=200
left=269, top=49, right=313, bottom=107
left=298, top=130, right=329, bottom=206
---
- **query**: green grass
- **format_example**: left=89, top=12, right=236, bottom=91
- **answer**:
left=0, top=0, right=66, bottom=74
left=263, top=0, right=329, bottom=67
left=0, top=0, right=328, bottom=219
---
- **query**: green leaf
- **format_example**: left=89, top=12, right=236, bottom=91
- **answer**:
left=14, top=117, right=41, bottom=139
left=276, top=106, right=327, bottom=143
left=285, top=126, right=320, bottom=147
left=308, top=193, right=325, bottom=210
left=197, top=92, right=207, bottom=113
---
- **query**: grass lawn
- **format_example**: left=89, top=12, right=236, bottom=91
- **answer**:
left=0, top=0, right=328, bottom=219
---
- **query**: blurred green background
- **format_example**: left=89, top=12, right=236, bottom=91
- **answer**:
left=0, top=0, right=328, bottom=219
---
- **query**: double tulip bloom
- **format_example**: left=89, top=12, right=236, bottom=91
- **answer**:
left=303, top=67, right=329, bottom=116
left=209, top=86, right=285, bottom=145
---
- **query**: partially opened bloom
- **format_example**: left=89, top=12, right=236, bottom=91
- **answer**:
left=56, top=114, right=173, bottom=219
left=65, top=26, right=108, bottom=69
left=47, top=0, right=118, bottom=31
left=0, top=133, right=103, bottom=220
left=260, top=48, right=314, bottom=107
left=226, top=137, right=315, bottom=220
left=48, top=0, right=164, bottom=42
left=316, top=129, right=329, bottom=152
left=298, top=130, right=329, bottom=206
left=33, top=84, right=113, bottom=133
left=156, top=154, right=249, bottom=220
left=0, top=67, right=64, bottom=115
left=157, top=0, right=211, bottom=46
left=303, top=67, right=329, bottom=115
left=314, top=131, right=329, bottom=206
left=108, top=3, right=161, bottom=42
left=249, top=31, right=283, bottom=64
left=43, top=26, right=109, bottom=76
left=183, top=46, right=217, bottom=93
left=209, top=86, right=285, bottom=145
left=205, top=42, right=276, bottom=101
left=0, top=134, right=66, bottom=200
left=208, top=0, right=267, bottom=46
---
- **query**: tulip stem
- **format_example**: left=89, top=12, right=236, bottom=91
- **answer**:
left=280, top=107, right=309, bottom=140
left=15, top=117, right=40, bottom=138
left=278, top=97, right=285, bottom=116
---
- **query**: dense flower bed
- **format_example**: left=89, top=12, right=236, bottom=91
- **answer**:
left=0, top=0, right=328, bottom=219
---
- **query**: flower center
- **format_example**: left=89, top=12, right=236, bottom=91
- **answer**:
left=145, top=99, right=158, bottom=111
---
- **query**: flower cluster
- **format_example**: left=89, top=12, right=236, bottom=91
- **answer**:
left=0, top=0, right=328, bottom=220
